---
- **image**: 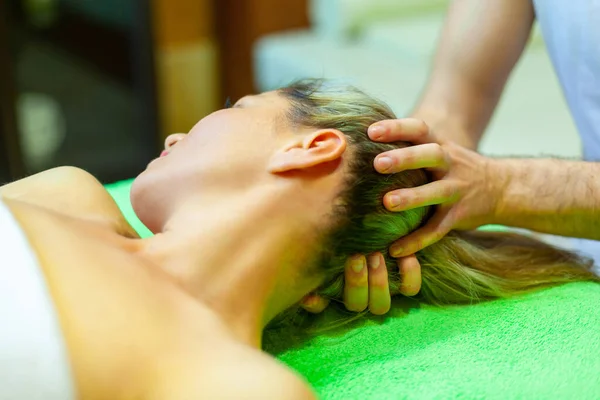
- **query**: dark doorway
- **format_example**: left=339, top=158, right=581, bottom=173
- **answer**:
left=0, top=0, right=160, bottom=184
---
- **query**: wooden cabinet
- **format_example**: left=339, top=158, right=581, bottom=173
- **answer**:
left=151, top=0, right=219, bottom=139
left=215, top=0, right=309, bottom=102
left=0, top=0, right=309, bottom=182
left=151, top=0, right=309, bottom=138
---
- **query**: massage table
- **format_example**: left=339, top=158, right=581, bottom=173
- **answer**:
left=106, top=179, right=600, bottom=399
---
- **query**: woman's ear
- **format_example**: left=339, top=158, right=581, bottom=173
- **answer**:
left=267, top=129, right=347, bottom=173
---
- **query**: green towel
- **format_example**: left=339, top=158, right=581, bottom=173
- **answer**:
left=105, top=179, right=153, bottom=238
left=105, top=179, right=600, bottom=399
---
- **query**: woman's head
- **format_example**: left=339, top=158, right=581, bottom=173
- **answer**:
left=276, top=79, right=431, bottom=287
left=130, top=78, right=431, bottom=313
left=132, top=78, right=429, bottom=266
left=131, top=79, right=598, bottom=325
left=131, top=83, right=357, bottom=234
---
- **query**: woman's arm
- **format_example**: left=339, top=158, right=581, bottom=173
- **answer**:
left=1, top=166, right=136, bottom=236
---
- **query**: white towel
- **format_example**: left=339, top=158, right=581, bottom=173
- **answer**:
left=0, top=201, right=75, bottom=400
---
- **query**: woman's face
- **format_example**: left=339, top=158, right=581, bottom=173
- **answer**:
left=150, top=91, right=288, bottom=170
left=130, top=91, right=293, bottom=232
left=131, top=90, right=348, bottom=233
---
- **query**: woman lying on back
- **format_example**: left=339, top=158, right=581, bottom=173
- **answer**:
left=1, top=79, right=597, bottom=399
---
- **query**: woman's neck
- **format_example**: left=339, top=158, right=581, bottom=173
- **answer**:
left=136, top=185, right=323, bottom=347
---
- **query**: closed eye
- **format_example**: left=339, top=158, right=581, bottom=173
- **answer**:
left=224, top=97, right=232, bottom=109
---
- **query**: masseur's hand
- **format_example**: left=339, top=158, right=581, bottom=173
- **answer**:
left=300, top=253, right=421, bottom=315
left=300, top=119, right=498, bottom=315
left=370, top=118, right=499, bottom=255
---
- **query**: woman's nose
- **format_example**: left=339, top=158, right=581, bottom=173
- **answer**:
left=164, top=133, right=186, bottom=150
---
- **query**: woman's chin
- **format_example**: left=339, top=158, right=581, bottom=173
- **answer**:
left=146, top=155, right=166, bottom=168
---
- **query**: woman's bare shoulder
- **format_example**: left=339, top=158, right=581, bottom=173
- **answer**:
left=4, top=196, right=313, bottom=399
left=152, top=338, right=317, bottom=400
left=1, top=167, right=138, bottom=237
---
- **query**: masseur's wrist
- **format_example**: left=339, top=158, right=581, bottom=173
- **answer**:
left=490, top=158, right=562, bottom=232
left=485, top=157, right=515, bottom=226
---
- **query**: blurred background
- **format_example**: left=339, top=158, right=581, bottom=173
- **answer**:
left=0, top=0, right=580, bottom=184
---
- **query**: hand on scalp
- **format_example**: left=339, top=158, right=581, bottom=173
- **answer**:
left=300, top=252, right=421, bottom=315
left=368, top=118, right=497, bottom=257
left=301, top=118, right=496, bottom=316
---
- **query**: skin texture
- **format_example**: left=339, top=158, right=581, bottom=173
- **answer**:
left=3, top=91, right=372, bottom=399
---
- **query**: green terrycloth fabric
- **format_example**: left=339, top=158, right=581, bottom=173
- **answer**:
left=105, top=179, right=153, bottom=238
left=105, top=179, right=600, bottom=399
left=265, top=286, right=600, bottom=399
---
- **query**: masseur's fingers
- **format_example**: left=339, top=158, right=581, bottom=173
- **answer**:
left=368, top=118, right=436, bottom=144
left=397, top=255, right=422, bottom=296
left=383, top=180, right=460, bottom=212
left=300, top=294, right=330, bottom=314
left=343, top=255, right=369, bottom=312
left=390, top=208, right=453, bottom=257
left=374, top=143, right=449, bottom=174
left=367, top=253, right=391, bottom=315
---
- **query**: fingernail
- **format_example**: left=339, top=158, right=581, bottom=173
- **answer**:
left=390, top=245, right=403, bottom=257
left=376, top=156, right=392, bottom=172
left=387, top=194, right=400, bottom=208
left=369, top=125, right=385, bottom=139
left=304, top=296, right=319, bottom=307
left=351, top=256, right=365, bottom=273
left=368, top=254, right=380, bottom=269
left=301, top=296, right=314, bottom=306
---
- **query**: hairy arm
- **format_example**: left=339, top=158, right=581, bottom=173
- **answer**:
left=374, top=138, right=600, bottom=257
left=493, top=158, right=600, bottom=240
left=411, top=0, right=535, bottom=148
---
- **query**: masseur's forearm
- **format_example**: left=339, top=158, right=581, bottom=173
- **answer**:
left=492, top=158, right=600, bottom=240
left=410, top=0, right=534, bottom=149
